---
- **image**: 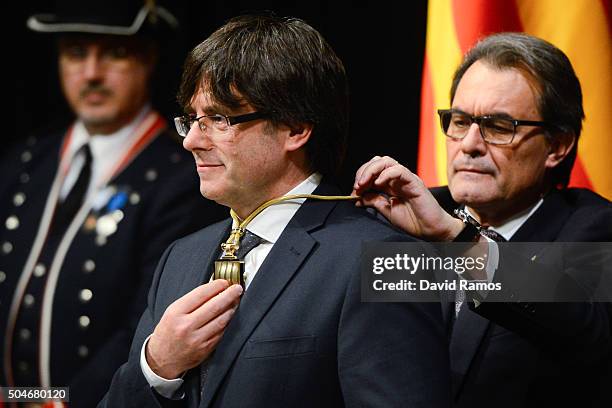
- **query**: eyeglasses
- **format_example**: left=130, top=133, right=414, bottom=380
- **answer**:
left=437, top=109, right=551, bottom=145
left=173, top=111, right=268, bottom=137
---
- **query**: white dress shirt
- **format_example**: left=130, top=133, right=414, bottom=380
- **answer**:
left=463, top=198, right=544, bottom=306
left=60, top=104, right=152, bottom=202
left=479, top=198, right=544, bottom=241
left=140, top=173, right=322, bottom=398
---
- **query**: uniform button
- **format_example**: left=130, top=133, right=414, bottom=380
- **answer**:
left=5, top=215, right=20, bottom=230
left=2, top=241, right=13, bottom=254
left=19, top=328, right=31, bottom=341
left=13, top=192, right=26, bottom=207
left=79, top=289, right=93, bottom=303
left=110, top=209, right=124, bottom=223
left=83, top=259, right=96, bottom=273
left=95, top=235, right=107, bottom=246
left=33, top=263, right=46, bottom=277
left=77, top=345, right=89, bottom=358
left=145, top=169, right=158, bottom=181
left=129, top=192, right=141, bottom=205
left=79, top=315, right=91, bottom=329
left=170, top=152, right=181, bottom=163
left=26, top=136, right=37, bottom=146
left=23, top=294, right=35, bottom=307
left=20, top=173, right=30, bottom=184
left=21, top=151, right=32, bottom=163
left=0, top=271, right=6, bottom=283
left=96, top=214, right=118, bottom=237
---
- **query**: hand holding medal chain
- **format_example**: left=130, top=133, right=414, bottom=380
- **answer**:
left=214, top=194, right=359, bottom=287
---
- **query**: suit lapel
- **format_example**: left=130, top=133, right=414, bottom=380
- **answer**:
left=198, top=183, right=340, bottom=408
left=510, top=190, right=570, bottom=242
left=182, top=220, right=231, bottom=298
left=449, top=306, right=491, bottom=398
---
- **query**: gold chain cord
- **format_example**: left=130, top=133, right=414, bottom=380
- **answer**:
left=216, top=194, right=359, bottom=285
left=223, top=194, right=360, bottom=250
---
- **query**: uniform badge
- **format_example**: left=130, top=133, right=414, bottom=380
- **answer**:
left=85, top=185, right=133, bottom=244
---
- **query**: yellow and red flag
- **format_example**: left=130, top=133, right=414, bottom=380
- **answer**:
left=418, top=0, right=612, bottom=200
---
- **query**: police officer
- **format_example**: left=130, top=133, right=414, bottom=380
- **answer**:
left=0, top=1, right=225, bottom=406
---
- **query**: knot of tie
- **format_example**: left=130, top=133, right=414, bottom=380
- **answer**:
left=234, top=230, right=263, bottom=259
left=479, top=227, right=507, bottom=242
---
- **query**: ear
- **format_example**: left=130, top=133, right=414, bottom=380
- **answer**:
left=545, top=132, right=576, bottom=169
left=284, top=123, right=313, bottom=152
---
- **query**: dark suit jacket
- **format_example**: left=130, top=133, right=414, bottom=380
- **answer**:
left=431, top=186, right=612, bottom=408
left=0, top=123, right=226, bottom=407
left=101, top=182, right=452, bottom=408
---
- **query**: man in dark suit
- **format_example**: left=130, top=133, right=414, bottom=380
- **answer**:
left=353, top=33, right=612, bottom=407
left=0, top=1, right=225, bottom=406
left=101, top=15, right=452, bottom=408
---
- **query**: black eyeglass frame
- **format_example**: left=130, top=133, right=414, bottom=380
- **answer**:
left=437, top=108, right=553, bottom=145
left=174, top=111, right=268, bottom=137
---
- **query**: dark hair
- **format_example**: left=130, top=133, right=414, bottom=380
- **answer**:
left=178, top=14, right=349, bottom=177
left=450, top=32, right=584, bottom=188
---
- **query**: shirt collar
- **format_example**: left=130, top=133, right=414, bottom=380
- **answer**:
left=232, top=173, right=322, bottom=244
left=68, top=104, right=151, bottom=164
left=466, top=198, right=544, bottom=240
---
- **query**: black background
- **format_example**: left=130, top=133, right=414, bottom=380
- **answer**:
left=11, top=1, right=428, bottom=190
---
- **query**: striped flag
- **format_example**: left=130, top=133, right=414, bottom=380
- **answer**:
left=418, top=0, right=612, bottom=200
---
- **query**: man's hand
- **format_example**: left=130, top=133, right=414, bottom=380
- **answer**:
left=145, top=279, right=243, bottom=379
left=353, top=156, right=464, bottom=241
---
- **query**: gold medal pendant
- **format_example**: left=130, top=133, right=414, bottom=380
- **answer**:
left=214, top=259, right=245, bottom=287
left=214, top=228, right=246, bottom=287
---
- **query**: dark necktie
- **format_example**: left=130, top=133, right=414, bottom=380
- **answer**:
left=52, top=144, right=92, bottom=231
left=455, top=226, right=506, bottom=317
left=200, top=229, right=263, bottom=393
left=479, top=227, right=507, bottom=242
left=235, top=230, right=264, bottom=259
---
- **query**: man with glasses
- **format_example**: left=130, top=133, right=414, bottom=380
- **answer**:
left=101, top=14, right=451, bottom=408
left=0, top=1, right=225, bottom=406
left=353, top=33, right=611, bottom=407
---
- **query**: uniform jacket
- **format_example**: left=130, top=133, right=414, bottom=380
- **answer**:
left=101, top=182, right=453, bottom=408
left=0, top=117, right=226, bottom=407
left=432, top=186, right=612, bottom=408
